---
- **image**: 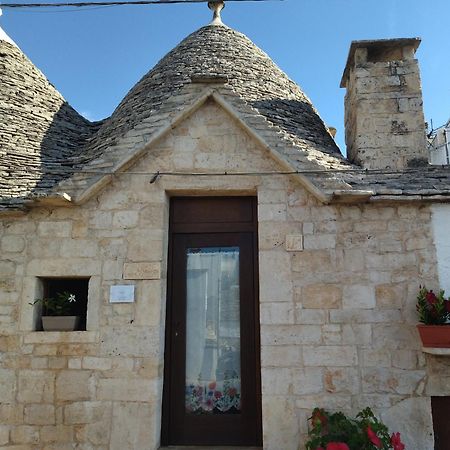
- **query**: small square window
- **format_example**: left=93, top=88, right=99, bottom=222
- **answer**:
left=35, top=278, right=90, bottom=331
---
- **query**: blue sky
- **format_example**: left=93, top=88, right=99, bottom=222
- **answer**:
left=2, top=0, right=449, bottom=152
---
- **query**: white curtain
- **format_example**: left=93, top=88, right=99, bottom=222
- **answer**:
left=185, top=247, right=241, bottom=414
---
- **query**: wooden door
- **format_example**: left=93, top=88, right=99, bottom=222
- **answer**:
left=432, top=396, right=450, bottom=449
left=161, top=197, right=262, bottom=447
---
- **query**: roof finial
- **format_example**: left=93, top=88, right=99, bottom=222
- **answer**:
left=208, top=1, right=225, bottom=26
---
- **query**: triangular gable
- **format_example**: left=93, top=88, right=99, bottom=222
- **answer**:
left=53, top=83, right=358, bottom=205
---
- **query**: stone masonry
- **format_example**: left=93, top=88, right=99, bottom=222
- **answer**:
left=0, top=101, right=445, bottom=449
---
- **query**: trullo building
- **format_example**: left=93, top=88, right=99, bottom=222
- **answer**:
left=1, top=2, right=450, bottom=449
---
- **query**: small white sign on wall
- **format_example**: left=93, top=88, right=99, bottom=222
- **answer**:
left=109, top=285, right=135, bottom=303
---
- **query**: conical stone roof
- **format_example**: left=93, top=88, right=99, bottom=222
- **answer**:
left=84, top=24, right=343, bottom=162
left=0, top=31, right=98, bottom=208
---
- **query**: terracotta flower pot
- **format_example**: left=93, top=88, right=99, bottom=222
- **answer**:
left=417, top=324, right=450, bottom=348
left=42, top=316, right=80, bottom=332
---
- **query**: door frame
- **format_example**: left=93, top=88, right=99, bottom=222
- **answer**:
left=161, top=196, right=262, bottom=447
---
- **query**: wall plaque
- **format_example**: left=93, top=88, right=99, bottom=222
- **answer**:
left=109, top=285, right=135, bottom=303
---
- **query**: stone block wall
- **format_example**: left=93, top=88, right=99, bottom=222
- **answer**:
left=0, top=100, right=446, bottom=449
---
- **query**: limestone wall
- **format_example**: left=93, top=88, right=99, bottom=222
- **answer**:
left=0, top=100, right=445, bottom=450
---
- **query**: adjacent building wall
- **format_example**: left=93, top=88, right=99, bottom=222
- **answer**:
left=429, top=121, right=450, bottom=165
left=432, top=204, right=450, bottom=294
left=0, top=100, right=443, bottom=450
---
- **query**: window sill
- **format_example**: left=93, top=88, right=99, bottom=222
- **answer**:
left=23, top=331, right=99, bottom=344
left=422, top=347, right=450, bottom=355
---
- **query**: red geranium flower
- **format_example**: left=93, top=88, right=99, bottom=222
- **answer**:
left=311, top=409, right=328, bottom=427
left=326, top=443, right=350, bottom=450
left=367, top=426, right=382, bottom=448
left=426, top=291, right=438, bottom=305
left=391, top=432, right=405, bottom=450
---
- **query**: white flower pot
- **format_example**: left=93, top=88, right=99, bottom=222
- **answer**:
left=42, top=316, right=80, bottom=332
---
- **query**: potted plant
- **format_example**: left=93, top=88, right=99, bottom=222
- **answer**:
left=30, top=291, right=80, bottom=331
left=305, top=407, right=405, bottom=450
left=416, top=286, right=450, bottom=347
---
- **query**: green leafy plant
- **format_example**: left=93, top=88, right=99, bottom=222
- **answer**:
left=305, top=407, right=405, bottom=450
left=30, top=291, right=76, bottom=316
left=416, top=286, right=450, bottom=325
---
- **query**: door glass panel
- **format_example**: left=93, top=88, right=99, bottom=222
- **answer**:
left=185, top=247, right=241, bottom=415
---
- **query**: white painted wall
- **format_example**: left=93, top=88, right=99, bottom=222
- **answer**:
left=431, top=204, right=450, bottom=294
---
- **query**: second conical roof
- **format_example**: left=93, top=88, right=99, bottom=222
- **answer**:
left=0, top=32, right=98, bottom=207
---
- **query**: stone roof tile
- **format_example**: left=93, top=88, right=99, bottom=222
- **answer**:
left=333, top=166, right=450, bottom=199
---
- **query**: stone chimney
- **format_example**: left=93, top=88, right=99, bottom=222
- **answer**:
left=341, top=38, right=428, bottom=169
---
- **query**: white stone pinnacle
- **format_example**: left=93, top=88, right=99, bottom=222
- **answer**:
left=208, top=1, right=225, bottom=26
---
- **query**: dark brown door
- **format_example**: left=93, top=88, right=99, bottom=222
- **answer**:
left=432, top=396, right=450, bottom=449
left=162, top=197, right=262, bottom=447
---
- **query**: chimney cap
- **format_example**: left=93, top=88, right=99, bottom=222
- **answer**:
left=340, top=37, right=421, bottom=88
